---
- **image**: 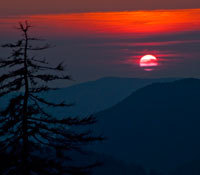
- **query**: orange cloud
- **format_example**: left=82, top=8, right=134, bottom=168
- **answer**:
left=1, top=9, right=200, bottom=37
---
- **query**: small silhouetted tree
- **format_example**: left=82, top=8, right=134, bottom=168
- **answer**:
left=0, top=21, right=103, bottom=175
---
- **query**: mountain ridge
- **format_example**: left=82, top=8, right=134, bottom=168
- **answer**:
left=43, top=77, right=179, bottom=116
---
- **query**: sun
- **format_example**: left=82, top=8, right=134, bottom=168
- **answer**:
left=140, top=55, right=158, bottom=71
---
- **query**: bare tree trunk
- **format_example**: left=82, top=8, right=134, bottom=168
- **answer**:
left=22, top=29, right=29, bottom=175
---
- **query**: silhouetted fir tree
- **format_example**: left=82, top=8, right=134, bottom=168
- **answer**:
left=0, top=21, right=103, bottom=175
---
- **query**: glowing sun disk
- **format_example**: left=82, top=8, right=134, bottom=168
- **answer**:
left=140, top=55, right=158, bottom=71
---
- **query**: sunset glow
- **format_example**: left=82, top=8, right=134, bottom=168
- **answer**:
left=0, top=9, right=200, bottom=79
left=1, top=9, right=200, bottom=37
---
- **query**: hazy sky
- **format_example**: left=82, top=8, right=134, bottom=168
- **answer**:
left=0, top=2, right=200, bottom=84
left=1, top=0, right=200, bottom=15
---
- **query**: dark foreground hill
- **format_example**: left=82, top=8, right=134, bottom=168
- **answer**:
left=95, top=78, right=200, bottom=173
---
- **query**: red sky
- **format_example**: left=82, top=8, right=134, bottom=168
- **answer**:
left=1, top=9, right=200, bottom=82
left=1, top=2, right=200, bottom=82
left=1, top=0, right=200, bottom=16
left=1, top=9, right=200, bottom=37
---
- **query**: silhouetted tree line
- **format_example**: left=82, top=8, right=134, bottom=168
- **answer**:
left=0, top=21, right=103, bottom=175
